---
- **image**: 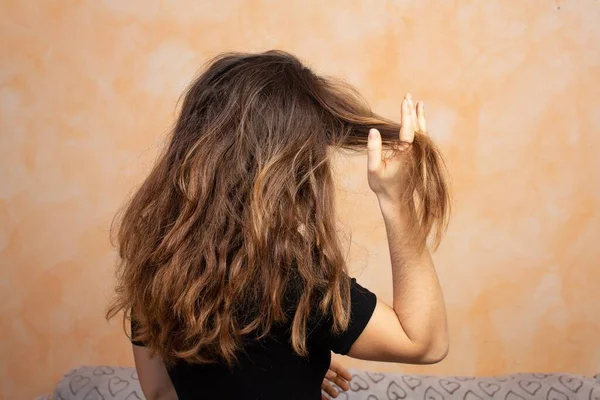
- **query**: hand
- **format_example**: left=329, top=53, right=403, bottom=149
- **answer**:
left=367, top=93, right=427, bottom=203
left=321, top=358, right=352, bottom=399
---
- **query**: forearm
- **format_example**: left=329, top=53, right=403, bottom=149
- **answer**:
left=379, top=197, right=448, bottom=357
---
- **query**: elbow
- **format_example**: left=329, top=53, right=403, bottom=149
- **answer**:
left=416, top=341, right=449, bottom=364
left=409, top=335, right=449, bottom=365
left=386, top=337, right=449, bottom=364
left=410, top=335, right=450, bottom=365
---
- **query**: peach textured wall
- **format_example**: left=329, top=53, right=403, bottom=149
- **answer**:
left=1, top=1, right=600, bottom=398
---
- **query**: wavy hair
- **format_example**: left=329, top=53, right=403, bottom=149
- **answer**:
left=107, top=50, right=450, bottom=366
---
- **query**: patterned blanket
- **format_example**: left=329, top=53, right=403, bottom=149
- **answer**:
left=39, top=366, right=600, bottom=400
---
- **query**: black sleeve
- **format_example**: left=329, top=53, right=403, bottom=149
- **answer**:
left=328, top=278, right=377, bottom=355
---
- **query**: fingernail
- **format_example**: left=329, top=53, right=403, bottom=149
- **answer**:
left=406, top=93, right=412, bottom=100
left=368, top=128, right=377, bottom=139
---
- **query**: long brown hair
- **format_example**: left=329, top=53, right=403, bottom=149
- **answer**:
left=107, top=50, right=449, bottom=366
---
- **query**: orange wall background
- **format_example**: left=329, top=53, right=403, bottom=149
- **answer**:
left=2, top=1, right=600, bottom=399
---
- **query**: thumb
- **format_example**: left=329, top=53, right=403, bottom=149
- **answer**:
left=367, top=128, right=382, bottom=172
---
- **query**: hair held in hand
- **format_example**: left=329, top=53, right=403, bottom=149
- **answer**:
left=107, top=50, right=450, bottom=366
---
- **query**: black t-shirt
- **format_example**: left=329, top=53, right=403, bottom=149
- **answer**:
left=131, top=278, right=376, bottom=400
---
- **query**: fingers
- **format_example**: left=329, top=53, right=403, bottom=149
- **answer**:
left=325, top=361, right=351, bottom=392
left=399, top=96, right=415, bottom=143
left=367, top=128, right=382, bottom=172
left=329, top=359, right=352, bottom=381
left=325, top=369, right=336, bottom=381
left=324, top=371, right=350, bottom=391
left=407, top=93, right=418, bottom=132
left=321, top=381, right=338, bottom=398
left=374, top=93, right=424, bottom=155
left=416, top=100, right=427, bottom=134
left=333, top=375, right=350, bottom=391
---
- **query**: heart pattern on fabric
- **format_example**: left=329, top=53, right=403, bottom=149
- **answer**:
left=559, top=375, right=583, bottom=393
left=83, top=387, right=104, bottom=400
left=478, top=381, right=501, bottom=396
left=131, top=370, right=138, bottom=380
left=69, top=375, right=91, bottom=395
left=125, top=392, right=142, bottom=400
left=547, top=387, right=569, bottom=400
left=93, top=367, right=114, bottom=376
left=349, top=374, right=369, bottom=391
left=386, top=381, right=406, bottom=399
left=464, top=390, right=483, bottom=400
left=54, top=365, right=599, bottom=400
left=518, top=380, right=542, bottom=395
left=505, top=391, right=525, bottom=400
left=424, top=386, right=444, bottom=400
left=402, top=375, right=422, bottom=390
left=367, top=371, right=385, bottom=383
left=334, top=392, right=348, bottom=400
left=439, top=379, right=460, bottom=394
left=108, top=377, right=129, bottom=396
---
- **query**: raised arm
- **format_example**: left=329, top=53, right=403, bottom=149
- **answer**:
left=347, top=94, right=449, bottom=364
